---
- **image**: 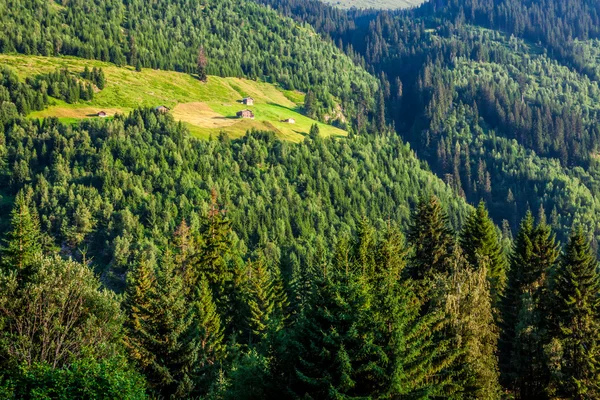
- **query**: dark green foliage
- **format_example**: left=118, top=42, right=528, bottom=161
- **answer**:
left=0, top=111, right=468, bottom=286
left=124, top=250, right=199, bottom=398
left=28, top=68, right=96, bottom=104
left=0, top=356, right=146, bottom=399
left=260, top=0, right=600, bottom=247
left=407, top=195, right=455, bottom=281
left=4, top=0, right=600, bottom=396
left=289, top=226, right=460, bottom=398
left=460, top=202, right=508, bottom=305
left=0, top=67, right=47, bottom=123
left=1, top=191, right=41, bottom=282
left=195, top=190, right=233, bottom=298
left=193, top=276, right=225, bottom=395
left=545, top=229, right=600, bottom=398
left=501, top=211, right=559, bottom=397
left=0, top=0, right=378, bottom=120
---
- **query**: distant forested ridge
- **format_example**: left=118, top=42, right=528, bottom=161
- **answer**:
left=256, top=0, right=600, bottom=245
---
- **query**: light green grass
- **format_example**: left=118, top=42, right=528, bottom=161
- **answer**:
left=0, top=54, right=346, bottom=141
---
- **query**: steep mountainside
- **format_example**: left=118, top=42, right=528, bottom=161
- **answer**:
left=258, top=0, right=600, bottom=244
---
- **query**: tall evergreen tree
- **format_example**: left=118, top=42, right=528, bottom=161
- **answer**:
left=508, top=216, right=559, bottom=398
left=406, top=195, right=455, bottom=281
left=1, top=191, right=42, bottom=281
left=437, top=256, right=501, bottom=399
left=124, top=255, right=156, bottom=371
left=245, top=258, right=287, bottom=345
left=460, top=201, right=508, bottom=305
left=124, top=250, right=200, bottom=398
left=193, top=276, right=225, bottom=395
left=290, top=270, right=389, bottom=398
left=195, top=189, right=232, bottom=298
left=545, top=229, right=600, bottom=398
left=500, top=211, right=535, bottom=386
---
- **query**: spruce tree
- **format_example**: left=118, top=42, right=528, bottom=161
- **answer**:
left=124, top=250, right=200, bottom=398
left=406, top=195, right=455, bottom=281
left=291, top=225, right=459, bottom=399
left=437, top=256, right=501, bottom=399
left=195, top=189, right=232, bottom=298
left=246, top=258, right=281, bottom=345
left=545, top=229, right=600, bottom=398
left=124, top=256, right=156, bottom=370
left=291, top=270, right=389, bottom=398
left=193, top=276, right=225, bottom=395
left=2, top=191, right=42, bottom=281
left=460, top=201, right=508, bottom=305
left=500, top=211, right=535, bottom=385
left=500, top=211, right=559, bottom=397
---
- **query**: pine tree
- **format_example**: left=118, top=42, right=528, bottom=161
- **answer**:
left=124, top=256, right=156, bottom=370
left=96, top=68, right=105, bottom=90
left=460, top=201, right=508, bottom=305
left=2, top=191, right=42, bottom=282
left=195, top=189, right=232, bottom=298
left=376, top=89, right=386, bottom=133
left=291, top=225, right=459, bottom=399
left=304, top=90, right=317, bottom=119
left=309, top=123, right=320, bottom=139
left=406, top=195, right=455, bottom=281
left=437, top=256, right=501, bottom=399
left=501, top=212, right=559, bottom=397
left=246, top=258, right=278, bottom=345
left=545, top=229, right=600, bottom=398
left=291, top=270, right=389, bottom=398
left=193, top=276, right=225, bottom=395
left=500, top=211, right=535, bottom=385
left=124, top=250, right=200, bottom=398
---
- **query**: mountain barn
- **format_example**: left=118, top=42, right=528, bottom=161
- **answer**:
left=242, top=97, right=254, bottom=105
left=155, top=105, right=170, bottom=113
left=237, top=109, right=255, bottom=119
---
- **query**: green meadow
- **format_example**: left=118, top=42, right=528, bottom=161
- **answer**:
left=0, top=54, right=346, bottom=142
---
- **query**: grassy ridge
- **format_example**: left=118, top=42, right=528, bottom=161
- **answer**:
left=1, top=54, right=346, bottom=142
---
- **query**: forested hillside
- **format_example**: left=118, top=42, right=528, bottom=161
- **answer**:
left=2, top=0, right=600, bottom=398
left=258, top=0, right=600, bottom=245
left=0, top=0, right=378, bottom=127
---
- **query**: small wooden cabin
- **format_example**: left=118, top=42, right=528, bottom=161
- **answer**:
left=242, top=97, right=254, bottom=106
left=237, top=109, right=255, bottom=119
left=155, top=105, right=170, bottom=113
left=283, top=118, right=295, bottom=124
left=97, top=111, right=107, bottom=118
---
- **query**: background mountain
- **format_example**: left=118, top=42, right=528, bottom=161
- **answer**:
left=257, top=0, right=600, bottom=245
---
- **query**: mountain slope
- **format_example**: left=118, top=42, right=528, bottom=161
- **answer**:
left=259, top=0, right=600, bottom=244
left=0, top=0, right=378, bottom=126
left=2, top=54, right=345, bottom=141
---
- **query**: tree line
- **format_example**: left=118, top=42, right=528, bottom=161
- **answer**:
left=2, top=185, right=599, bottom=398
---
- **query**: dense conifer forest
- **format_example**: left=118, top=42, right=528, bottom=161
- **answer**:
left=2, top=0, right=600, bottom=398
